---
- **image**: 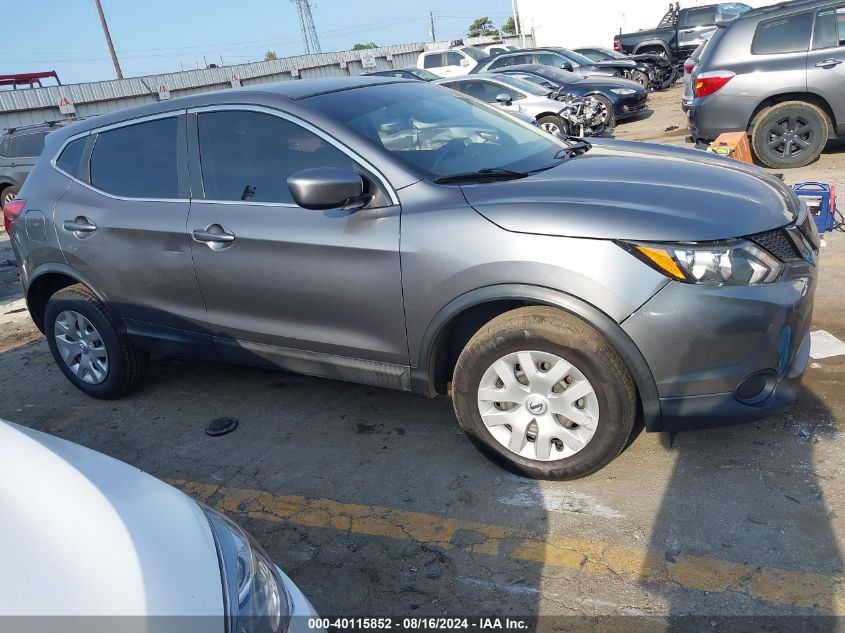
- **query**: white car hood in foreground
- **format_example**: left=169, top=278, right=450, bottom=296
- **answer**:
left=0, top=420, right=224, bottom=619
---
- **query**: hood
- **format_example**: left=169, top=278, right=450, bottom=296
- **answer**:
left=591, top=59, right=637, bottom=70
left=461, top=139, right=798, bottom=242
left=0, top=421, right=225, bottom=619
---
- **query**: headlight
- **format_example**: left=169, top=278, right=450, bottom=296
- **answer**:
left=620, top=240, right=783, bottom=285
left=610, top=88, right=636, bottom=95
left=202, top=504, right=292, bottom=633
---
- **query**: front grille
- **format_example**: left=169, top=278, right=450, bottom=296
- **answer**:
left=748, top=228, right=803, bottom=263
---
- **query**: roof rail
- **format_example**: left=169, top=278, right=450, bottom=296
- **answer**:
left=3, top=118, right=76, bottom=135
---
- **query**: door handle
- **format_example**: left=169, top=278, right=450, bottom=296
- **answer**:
left=63, top=219, right=97, bottom=233
left=192, top=224, right=236, bottom=248
left=815, top=58, right=843, bottom=68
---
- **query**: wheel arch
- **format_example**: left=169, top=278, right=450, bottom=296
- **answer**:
left=410, top=284, right=663, bottom=432
left=748, top=92, right=837, bottom=139
left=632, top=41, right=671, bottom=57
left=535, top=111, right=562, bottom=121
left=26, top=265, right=108, bottom=333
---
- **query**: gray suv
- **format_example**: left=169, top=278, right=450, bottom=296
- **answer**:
left=690, top=0, right=845, bottom=168
left=6, top=78, right=819, bottom=479
left=1, top=122, right=68, bottom=207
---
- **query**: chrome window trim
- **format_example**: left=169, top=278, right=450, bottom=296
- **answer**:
left=188, top=103, right=400, bottom=206
left=50, top=110, right=188, bottom=203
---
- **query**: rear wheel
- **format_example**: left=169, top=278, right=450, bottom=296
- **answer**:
left=2, top=185, right=19, bottom=208
left=751, top=101, right=830, bottom=169
left=44, top=284, right=148, bottom=399
left=451, top=307, right=637, bottom=480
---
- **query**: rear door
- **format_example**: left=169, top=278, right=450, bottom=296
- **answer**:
left=807, top=4, right=845, bottom=133
left=186, top=106, right=407, bottom=375
left=677, top=6, right=718, bottom=59
left=53, top=113, right=211, bottom=349
left=422, top=52, right=459, bottom=78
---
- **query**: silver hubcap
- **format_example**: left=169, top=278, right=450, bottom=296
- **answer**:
left=54, top=310, right=109, bottom=384
left=540, top=122, right=562, bottom=136
left=477, top=350, right=600, bottom=462
left=2, top=191, right=15, bottom=206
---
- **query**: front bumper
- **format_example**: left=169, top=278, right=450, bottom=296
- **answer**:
left=281, top=568, right=322, bottom=633
left=615, top=91, right=649, bottom=119
left=688, top=93, right=758, bottom=142
left=622, top=254, right=817, bottom=432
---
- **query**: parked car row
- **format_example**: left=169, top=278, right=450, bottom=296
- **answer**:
left=685, top=0, right=845, bottom=168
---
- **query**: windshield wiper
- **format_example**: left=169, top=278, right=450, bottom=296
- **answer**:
left=433, top=168, right=529, bottom=184
left=553, top=138, right=593, bottom=159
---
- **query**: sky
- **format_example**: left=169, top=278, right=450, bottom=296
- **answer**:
left=1, top=0, right=514, bottom=85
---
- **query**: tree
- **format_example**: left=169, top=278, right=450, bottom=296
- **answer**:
left=502, top=16, right=516, bottom=35
left=352, top=42, right=378, bottom=50
left=467, top=17, right=499, bottom=38
left=264, top=50, right=278, bottom=61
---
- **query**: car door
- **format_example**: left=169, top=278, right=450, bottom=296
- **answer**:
left=422, top=52, right=450, bottom=78
left=677, top=6, right=718, bottom=59
left=186, top=106, right=408, bottom=377
left=53, top=113, right=212, bottom=349
left=807, top=4, right=845, bottom=133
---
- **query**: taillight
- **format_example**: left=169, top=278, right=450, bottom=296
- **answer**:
left=3, top=198, right=25, bottom=234
left=694, top=70, right=735, bottom=98
left=684, top=58, right=697, bottom=75
left=613, top=36, right=622, bottom=52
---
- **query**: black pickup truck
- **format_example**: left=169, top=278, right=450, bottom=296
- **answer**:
left=613, top=2, right=751, bottom=65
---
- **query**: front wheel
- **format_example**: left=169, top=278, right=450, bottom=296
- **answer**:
left=44, top=284, right=148, bottom=399
left=630, top=70, right=650, bottom=89
left=751, top=101, right=830, bottom=169
left=536, top=115, right=567, bottom=137
left=451, top=307, right=637, bottom=480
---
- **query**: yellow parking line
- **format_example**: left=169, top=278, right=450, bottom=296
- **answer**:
left=170, top=480, right=845, bottom=614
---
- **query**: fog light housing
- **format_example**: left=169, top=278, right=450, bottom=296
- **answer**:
left=734, top=370, right=777, bottom=405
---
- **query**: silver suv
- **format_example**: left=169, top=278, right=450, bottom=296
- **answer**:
left=690, top=0, right=845, bottom=168
left=6, top=78, right=819, bottom=479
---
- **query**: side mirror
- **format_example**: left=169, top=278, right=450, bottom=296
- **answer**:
left=496, top=92, right=513, bottom=106
left=287, top=167, right=369, bottom=211
left=561, top=62, right=574, bottom=72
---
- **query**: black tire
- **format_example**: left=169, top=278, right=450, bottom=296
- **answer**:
left=630, top=70, right=650, bottom=89
left=751, top=101, right=830, bottom=169
left=2, top=185, right=19, bottom=208
left=451, top=307, right=637, bottom=480
left=591, top=94, right=616, bottom=133
left=44, top=284, right=148, bottom=399
left=536, top=115, right=567, bottom=137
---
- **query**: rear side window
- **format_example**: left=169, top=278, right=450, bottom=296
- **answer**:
left=90, top=117, right=178, bottom=198
left=682, top=7, right=717, bottom=27
left=56, top=137, right=86, bottom=177
left=0, top=137, right=10, bottom=157
left=813, top=6, right=845, bottom=49
left=537, top=53, right=570, bottom=68
left=423, top=53, right=443, bottom=68
left=197, top=110, right=356, bottom=204
left=14, top=132, right=47, bottom=158
left=444, top=51, right=463, bottom=65
left=753, top=12, right=813, bottom=54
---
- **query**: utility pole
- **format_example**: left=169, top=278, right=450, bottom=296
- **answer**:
left=93, top=0, right=123, bottom=79
left=429, top=10, right=436, bottom=42
left=510, top=0, right=522, bottom=44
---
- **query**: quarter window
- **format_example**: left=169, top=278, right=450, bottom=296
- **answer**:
left=197, top=110, right=356, bottom=204
left=682, top=7, right=717, bottom=28
left=56, top=137, right=87, bottom=178
left=0, top=137, right=10, bottom=157
left=753, top=11, right=814, bottom=54
left=14, top=132, right=47, bottom=158
left=90, top=118, right=178, bottom=198
left=537, top=53, right=570, bottom=68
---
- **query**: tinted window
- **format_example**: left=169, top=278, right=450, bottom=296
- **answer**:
left=444, top=51, right=463, bottom=65
left=197, top=110, right=356, bottom=204
left=0, top=137, right=10, bottom=158
left=423, top=53, right=442, bottom=69
left=682, top=7, right=717, bottom=27
left=538, top=53, right=572, bottom=68
left=579, top=50, right=603, bottom=62
left=13, top=132, right=47, bottom=158
left=453, top=81, right=516, bottom=103
left=56, top=137, right=86, bottom=177
left=753, top=12, right=813, bottom=54
left=813, top=7, right=845, bottom=49
left=90, top=118, right=178, bottom=198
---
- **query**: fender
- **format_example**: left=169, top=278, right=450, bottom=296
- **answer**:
left=24, top=263, right=111, bottom=330
left=410, top=284, right=663, bottom=432
left=632, top=40, right=671, bottom=58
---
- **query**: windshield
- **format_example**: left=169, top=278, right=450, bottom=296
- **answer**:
left=489, top=74, right=551, bottom=96
left=556, top=49, right=597, bottom=66
left=306, top=82, right=567, bottom=181
left=410, top=68, right=439, bottom=81
left=461, top=46, right=488, bottom=61
left=596, top=47, right=625, bottom=59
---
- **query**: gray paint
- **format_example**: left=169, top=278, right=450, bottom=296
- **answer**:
left=9, top=78, right=818, bottom=434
